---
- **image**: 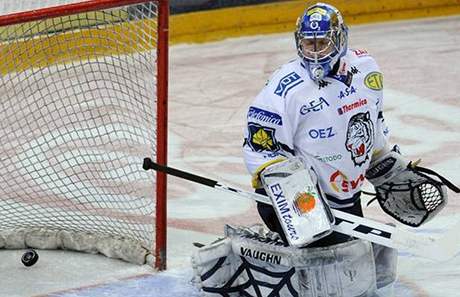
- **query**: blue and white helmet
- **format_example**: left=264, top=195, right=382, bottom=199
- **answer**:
left=295, top=3, right=348, bottom=81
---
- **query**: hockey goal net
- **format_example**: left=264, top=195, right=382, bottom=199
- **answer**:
left=0, top=0, right=168, bottom=269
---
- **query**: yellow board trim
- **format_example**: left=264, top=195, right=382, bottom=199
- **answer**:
left=0, top=18, right=157, bottom=75
left=170, top=0, right=460, bottom=44
left=0, top=11, right=128, bottom=41
left=1, top=0, right=459, bottom=74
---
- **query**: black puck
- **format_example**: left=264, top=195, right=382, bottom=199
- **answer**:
left=21, top=249, right=39, bottom=267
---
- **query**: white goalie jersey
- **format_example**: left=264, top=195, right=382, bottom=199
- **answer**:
left=243, top=49, right=389, bottom=208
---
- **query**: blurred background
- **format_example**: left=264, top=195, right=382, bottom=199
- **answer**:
left=2, top=0, right=459, bottom=45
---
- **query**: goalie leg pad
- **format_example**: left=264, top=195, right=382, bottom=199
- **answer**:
left=191, top=237, right=242, bottom=296
left=296, top=239, right=377, bottom=297
left=192, top=225, right=379, bottom=297
left=192, top=225, right=298, bottom=297
left=372, top=243, right=398, bottom=289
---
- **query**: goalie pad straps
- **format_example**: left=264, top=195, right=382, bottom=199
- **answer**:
left=192, top=225, right=379, bottom=297
left=366, top=148, right=459, bottom=227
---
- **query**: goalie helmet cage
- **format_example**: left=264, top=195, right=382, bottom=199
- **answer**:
left=0, top=0, right=169, bottom=270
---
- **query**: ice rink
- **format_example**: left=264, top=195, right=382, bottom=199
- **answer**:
left=1, top=15, right=459, bottom=297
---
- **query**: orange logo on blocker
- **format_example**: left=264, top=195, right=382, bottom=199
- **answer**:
left=293, top=192, right=316, bottom=215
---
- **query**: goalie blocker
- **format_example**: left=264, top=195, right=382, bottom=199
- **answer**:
left=260, top=158, right=335, bottom=247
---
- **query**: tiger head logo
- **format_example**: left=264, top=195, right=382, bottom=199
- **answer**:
left=345, top=112, right=374, bottom=166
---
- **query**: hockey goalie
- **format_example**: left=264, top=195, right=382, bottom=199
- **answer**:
left=192, top=2, right=458, bottom=297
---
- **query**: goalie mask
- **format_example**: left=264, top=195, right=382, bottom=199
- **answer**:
left=295, top=3, right=348, bottom=81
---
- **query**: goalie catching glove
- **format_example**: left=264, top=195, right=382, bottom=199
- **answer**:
left=366, top=146, right=460, bottom=227
left=259, top=157, right=335, bottom=247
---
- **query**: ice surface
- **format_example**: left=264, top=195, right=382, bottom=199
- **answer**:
left=1, top=15, right=459, bottom=297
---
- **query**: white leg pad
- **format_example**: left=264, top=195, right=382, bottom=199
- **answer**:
left=372, top=243, right=398, bottom=295
left=192, top=225, right=383, bottom=297
left=296, top=239, right=377, bottom=297
left=191, top=237, right=242, bottom=296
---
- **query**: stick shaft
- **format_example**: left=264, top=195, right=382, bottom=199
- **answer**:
left=143, top=158, right=442, bottom=258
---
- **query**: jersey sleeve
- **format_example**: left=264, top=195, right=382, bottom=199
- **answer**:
left=351, top=49, right=390, bottom=158
left=243, top=70, right=302, bottom=188
left=371, top=64, right=390, bottom=157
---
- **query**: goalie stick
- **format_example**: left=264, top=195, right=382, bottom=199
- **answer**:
left=143, top=158, right=460, bottom=261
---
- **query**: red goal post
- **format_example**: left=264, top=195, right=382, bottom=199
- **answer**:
left=0, top=0, right=168, bottom=270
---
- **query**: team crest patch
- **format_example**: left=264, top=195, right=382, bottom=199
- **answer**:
left=247, top=123, right=279, bottom=152
left=345, top=112, right=374, bottom=166
left=364, top=72, right=383, bottom=91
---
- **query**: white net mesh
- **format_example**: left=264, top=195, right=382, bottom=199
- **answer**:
left=0, top=1, right=161, bottom=264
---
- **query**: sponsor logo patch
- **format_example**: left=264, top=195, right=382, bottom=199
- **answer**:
left=248, top=106, right=283, bottom=125
left=337, top=98, right=367, bottom=115
left=354, top=49, right=369, bottom=57
left=274, top=72, right=303, bottom=98
left=269, top=183, right=299, bottom=241
left=300, top=97, right=330, bottom=115
left=293, top=192, right=316, bottom=215
left=315, top=154, right=343, bottom=163
left=364, top=72, right=383, bottom=91
left=365, top=157, right=396, bottom=179
left=338, top=86, right=357, bottom=99
left=309, top=127, right=336, bottom=139
left=329, top=170, right=366, bottom=193
left=240, top=247, right=282, bottom=265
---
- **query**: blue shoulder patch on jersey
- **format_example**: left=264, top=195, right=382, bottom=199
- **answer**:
left=274, top=72, right=303, bottom=98
left=248, top=106, right=283, bottom=126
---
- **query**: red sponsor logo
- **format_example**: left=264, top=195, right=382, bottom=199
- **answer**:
left=337, top=98, right=367, bottom=115
left=354, top=49, right=369, bottom=57
left=329, top=170, right=365, bottom=193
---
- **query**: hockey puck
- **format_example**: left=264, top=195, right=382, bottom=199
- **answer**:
left=21, top=249, right=39, bottom=267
